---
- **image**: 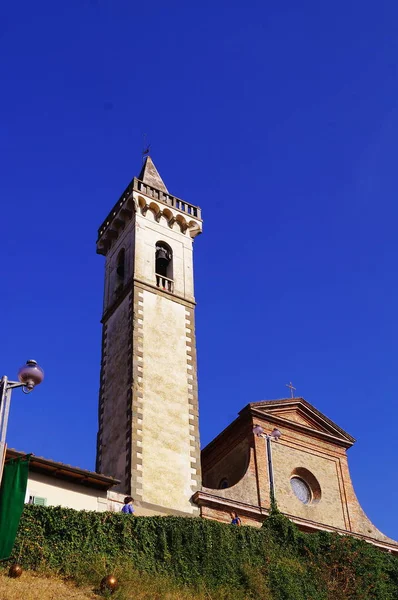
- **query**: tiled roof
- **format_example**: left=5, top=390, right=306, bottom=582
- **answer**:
left=6, top=448, right=119, bottom=491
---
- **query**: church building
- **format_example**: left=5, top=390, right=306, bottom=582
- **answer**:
left=196, top=397, right=398, bottom=553
left=9, top=155, right=394, bottom=551
left=94, top=155, right=398, bottom=553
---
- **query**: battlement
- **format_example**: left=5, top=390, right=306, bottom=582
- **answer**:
left=97, top=177, right=202, bottom=255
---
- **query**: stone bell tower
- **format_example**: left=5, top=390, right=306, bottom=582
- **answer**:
left=96, top=156, right=202, bottom=515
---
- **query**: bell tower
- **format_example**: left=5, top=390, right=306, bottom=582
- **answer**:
left=96, top=156, right=202, bottom=515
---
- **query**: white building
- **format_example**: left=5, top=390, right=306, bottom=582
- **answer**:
left=7, top=449, right=121, bottom=513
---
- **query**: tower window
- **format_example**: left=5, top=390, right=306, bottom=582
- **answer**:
left=114, top=248, right=125, bottom=297
left=155, top=242, right=173, bottom=292
left=116, top=249, right=125, bottom=280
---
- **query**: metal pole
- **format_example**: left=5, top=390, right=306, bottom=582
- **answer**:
left=0, top=377, right=8, bottom=439
left=0, top=365, right=42, bottom=487
left=265, top=435, right=275, bottom=505
left=0, top=376, right=10, bottom=485
left=0, top=386, right=12, bottom=445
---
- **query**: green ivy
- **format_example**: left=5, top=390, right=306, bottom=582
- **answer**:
left=7, top=505, right=398, bottom=600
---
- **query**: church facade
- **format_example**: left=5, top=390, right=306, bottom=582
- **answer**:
left=95, top=157, right=398, bottom=552
left=196, top=397, right=398, bottom=553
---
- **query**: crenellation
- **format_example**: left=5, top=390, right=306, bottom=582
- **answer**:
left=97, top=175, right=202, bottom=256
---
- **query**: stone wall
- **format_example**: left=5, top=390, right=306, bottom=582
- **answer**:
left=96, top=291, right=132, bottom=489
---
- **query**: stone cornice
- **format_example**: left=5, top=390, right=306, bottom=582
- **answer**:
left=193, top=490, right=269, bottom=518
left=133, top=278, right=196, bottom=309
left=193, top=491, right=398, bottom=554
left=249, top=407, right=354, bottom=448
left=97, top=177, right=202, bottom=255
left=201, top=396, right=354, bottom=466
left=101, top=276, right=196, bottom=323
left=250, top=398, right=355, bottom=441
left=240, top=398, right=355, bottom=448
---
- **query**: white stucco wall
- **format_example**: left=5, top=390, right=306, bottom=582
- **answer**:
left=26, top=472, right=108, bottom=512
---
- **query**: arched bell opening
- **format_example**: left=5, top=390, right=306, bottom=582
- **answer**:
left=155, top=241, right=173, bottom=292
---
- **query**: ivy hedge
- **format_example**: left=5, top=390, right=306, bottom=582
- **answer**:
left=7, top=505, right=398, bottom=599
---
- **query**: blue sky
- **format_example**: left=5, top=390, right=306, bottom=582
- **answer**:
left=1, top=1, right=398, bottom=538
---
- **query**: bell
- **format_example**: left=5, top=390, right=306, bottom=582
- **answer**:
left=156, top=247, right=170, bottom=271
left=156, top=246, right=169, bottom=261
left=100, top=574, right=118, bottom=593
left=8, top=564, right=23, bottom=578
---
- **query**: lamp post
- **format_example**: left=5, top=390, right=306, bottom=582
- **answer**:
left=0, top=360, right=44, bottom=485
left=253, top=425, right=281, bottom=505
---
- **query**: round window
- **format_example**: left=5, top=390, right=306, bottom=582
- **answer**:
left=290, top=476, right=311, bottom=504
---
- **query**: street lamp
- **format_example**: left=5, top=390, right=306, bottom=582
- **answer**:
left=253, top=424, right=282, bottom=504
left=0, top=360, right=44, bottom=484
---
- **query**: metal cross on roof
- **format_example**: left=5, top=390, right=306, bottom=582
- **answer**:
left=286, top=382, right=296, bottom=398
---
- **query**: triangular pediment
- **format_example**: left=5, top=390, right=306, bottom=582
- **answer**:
left=245, top=398, right=355, bottom=447
left=269, top=408, right=326, bottom=432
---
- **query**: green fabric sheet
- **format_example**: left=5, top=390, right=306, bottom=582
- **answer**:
left=0, top=457, right=29, bottom=560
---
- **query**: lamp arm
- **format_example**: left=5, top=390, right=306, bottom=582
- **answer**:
left=4, top=381, right=26, bottom=391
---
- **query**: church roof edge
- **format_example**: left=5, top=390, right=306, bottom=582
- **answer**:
left=202, top=397, right=356, bottom=457
left=241, top=397, right=355, bottom=445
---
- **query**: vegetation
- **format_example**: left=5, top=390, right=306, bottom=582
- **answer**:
left=2, top=505, right=398, bottom=599
left=0, top=571, right=98, bottom=600
left=0, top=569, right=230, bottom=600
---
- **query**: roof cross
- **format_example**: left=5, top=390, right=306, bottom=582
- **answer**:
left=286, top=382, right=296, bottom=398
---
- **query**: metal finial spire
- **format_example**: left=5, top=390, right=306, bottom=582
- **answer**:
left=142, top=133, right=150, bottom=162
